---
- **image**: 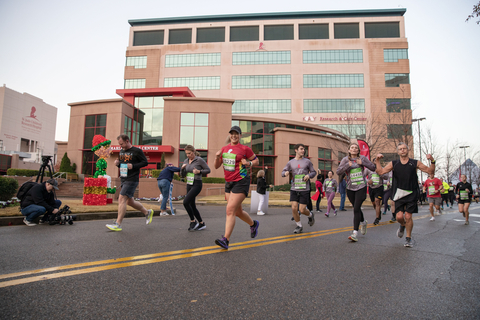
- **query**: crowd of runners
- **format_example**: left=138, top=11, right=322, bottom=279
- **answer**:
left=108, top=131, right=478, bottom=249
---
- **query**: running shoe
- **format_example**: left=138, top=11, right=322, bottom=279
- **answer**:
left=195, top=222, right=206, bottom=231
left=325, top=212, right=329, bottom=217
left=146, top=209, right=154, bottom=225
left=293, top=226, right=303, bottom=234
left=334, top=209, right=337, bottom=216
left=106, top=222, right=122, bottom=231
left=382, top=211, right=386, bottom=215
left=465, top=221, right=469, bottom=225
left=308, top=211, right=315, bottom=226
left=397, top=225, right=405, bottom=238
left=360, top=220, right=368, bottom=235
left=23, top=218, right=36, bottom=227
left=430, top=217, right=435, bottom=221
left=215, top=236, right=229, bottom=249
left=257, top=211, right=266, bottom=216
left=348, top=233, right=358, bottom=242
left=250, top=220, right=259, bottom=238
left=390, top=217, right=397, bottom=223
left=188, top=221, right=199, bottom=231
left=387, top=205, right=391, bottom=211
left=160, top=211, right=169, bottom=216
left=373, top=217, right=381, bottom=225
left=404, top=237, right=414, bottom=248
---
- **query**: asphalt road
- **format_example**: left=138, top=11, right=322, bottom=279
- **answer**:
left=1, top=202, right=479, bottom=319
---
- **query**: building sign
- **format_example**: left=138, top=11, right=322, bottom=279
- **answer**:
left=111, top=145, right=174, bottom=153
left=303, top=116, right=367, bottom=122
left=21, top=106, right=43, bottom=134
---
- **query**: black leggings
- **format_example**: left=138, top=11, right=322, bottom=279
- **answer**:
left=316, top=195, right=322, bottom=211
left=183, top=180, right=203, bottom=223
left=347, top=187, right=367, bottom=231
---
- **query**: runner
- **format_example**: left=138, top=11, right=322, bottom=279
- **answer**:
left=474, top=187, right=480, bottom=204
left=447, top=181, right=456, bottom=208
left=423, top=173, right=443, bottom=221
left=382, top=171, right=395, bottom=222
left=181, top=145, right=211, bottom=231
left=213, top=126, right=260, bottom=249
left=375, top=142, right=435, bottom=247
left=311, top=173, right=325, bottom=212
left=336, top=143, right=376, bottom=242
left=440, top=178, right=450, bottom=210
left=365, top=163, right=387, bottom=225
left=456, top=174, right=473, bottom=225
left=282, top=143, right=316, bottom=234
left=106, top=134, right=154, bottom=231
left=323, top=170, right=338, bottom=217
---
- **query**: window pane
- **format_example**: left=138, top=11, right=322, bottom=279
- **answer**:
left=180, top=126, right=194, bottom=148
left=299, top=24, right=329, bottom=40
left=194, top=127, right=208, bottom=149
left=365, top=22, right=400, bottom=38
left=181, top=113, right=195, bottom=126
left=252, top=134, right=263, bottom=154
left=169, top=29, right=192, bottom=44
left=239, top=121, right=251, bottom=134
left=195, top=113, right=209, bottom=126
left=197, top=27, right=225, bottom=43
left=263, top=135, right=274, bottom=155
left=241, top=133, right=251, bottom=146
left=133, top=30, right=164, bottom=46
left=252, top=122, right=263, bottom=133
left=230, top=26, right=259, bottom=42
left=334, top=23, right=359, bottom=39
left=264, top=25, right=294, bottom=40
left=96, top=114, right=106, bottom=127
left=84, top=128, right=95, bottom=149
left=151, top=108, right=163, bottom=132
left=85, top=115, right=96, bottom=127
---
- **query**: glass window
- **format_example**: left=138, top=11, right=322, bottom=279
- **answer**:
left=197, top=27, right=225, bottom=43
left=334, top=23, right=359, bottom=39
left=126, top=56, right=147, bottom=69
left=134, top=96, right=163, bottom=145
left=365, top=22, right=400, bottom=38
left=180, top=113, right=209, bottom=149
left=238, top=121, right=251, bottom=135
left=232, top=100, right=291, bottom=114
left=264, top=122, right=275, bottom=133
left=164, top=76, right=220, bottom=90
left=124, top=79, right=146, bottom=89
left=387, top=124, right=412, bottom=139
left=133, top=30, right=164, bottom=46
left=386, top=99, right=411, bottom=113
left=264, top=25, right=294, bottom=40
left=299, top=24, right=329, bottom=40
left=385, top=74, right=409, bottom=87
left=304, top=99, right=365, bottom=113
left=232, top=51, right=290, bottom=65
left=82, top=151, right=98, bottom=176
left=303, top=74, right=364, bottom=88
left=168, top=29, right=192, bottom=44
left=383, top=49, right=408, bottom=62
left=165, top=53, right=221, bottom=67
left=252, top=134, right=263, bottom=154
left=84, top=114, right=107, bottom=149
left=252, top=122, right=263, bottom=134
left=232, top=75, right=291, bottom=89
left=230, top=26, right=259, bottom=42
left=303, top=50, right=363, bottom=63
left=321, top=124, right=366, bottom=139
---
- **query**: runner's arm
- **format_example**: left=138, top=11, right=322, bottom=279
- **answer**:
left=336, top=157, right=350, bottom=175
left=374, top=155, right=393, bottom=175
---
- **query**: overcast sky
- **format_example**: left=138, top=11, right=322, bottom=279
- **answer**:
left=1, top=0, right=479, bottom=160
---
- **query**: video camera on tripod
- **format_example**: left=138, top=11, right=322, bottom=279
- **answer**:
left=37, top=155, right=55, bottom=183
left=47, top=205, right=76, bottom=225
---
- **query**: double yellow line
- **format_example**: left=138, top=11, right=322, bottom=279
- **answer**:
left=1, top=214, right=435, bottom=288
left=0, top=226, right=360, bottom=288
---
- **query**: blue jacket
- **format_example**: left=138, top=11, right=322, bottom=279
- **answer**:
left=339, top=178, right=347, bottom=194
left=157, top=166, right=181, bottom=182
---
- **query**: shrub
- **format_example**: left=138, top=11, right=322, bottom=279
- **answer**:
left=0, top=176, right=19, bottom=201
left=151, top=169, right=182, bottom=181
left=59, top=152, right=74, bottom=173
left=6, top=168, right=52, bottom=178
left=202, top=177, right=225, bottom=184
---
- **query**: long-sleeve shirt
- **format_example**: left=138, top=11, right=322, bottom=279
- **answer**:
left=181, top=156, right=211, bottom=184
left=281, top=157, right=316, bottom=191
left=365, top=168, right=387, bottom=189
left=117, top=146, right=148, bottom=182
left=383, top=171, right=393, bottom=191
left=157, top=166, right=181, bottom=182
left=336, top=155, right=376, bottom=191
left=323, top=178, right=337, bottom=193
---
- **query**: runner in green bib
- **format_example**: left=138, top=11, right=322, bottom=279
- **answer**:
left=455, top=174, right=473, bottom=225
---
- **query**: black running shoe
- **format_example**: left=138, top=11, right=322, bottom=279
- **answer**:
left=373, top=217, right=381, bottom=225
left=188, top=221, right=199, bottom=231
left=195, top=222, right=206, bottom=231
left=308, top=212, right=315, bottom=226
left=250, top=220, right=259, bottom=238
left=404, top=237, right=414, bottom=248
left=215, top=236, right=229, bottom=249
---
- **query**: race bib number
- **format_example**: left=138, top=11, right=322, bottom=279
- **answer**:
left=120, top=163, right=128, bottom=177
left=350, top=168, right=364, bottom=186
left=460, top=190, right=468, bottom=200
left=294, top=175, right=306, bottom=190
left=186, top=173, right=195, bottom=185
left=371, top=174, right=380, bottom=186
left=428, top=186, right=435, bottom=195
left=222, top=153, right=236, bottom=172
left=326, top=181, right=332, bottom=188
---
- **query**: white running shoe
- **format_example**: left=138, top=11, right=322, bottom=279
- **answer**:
left=430, top=217, right=435, bottom=221
left=257, top=211, right=266, bottom=216
left=360, top=220, right=368, bottom=235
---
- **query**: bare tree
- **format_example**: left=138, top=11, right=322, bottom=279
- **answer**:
left=466, top=1, right=480, bottom=24
left=437, top=139, right=459, bottom=182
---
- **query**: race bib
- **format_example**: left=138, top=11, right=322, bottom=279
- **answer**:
left=294, top=175, right=306, bottom=190
left=326, top=180, right=332, bottom=188
left=371, top=174, right=380, bottom=186
left=120, top=163, right=128, bottom=177
left=186, top=173, right=195, bottom=185
left=428, top=186, right=435, bottom=195
left=222, top=153, right=236, bottom=172
left=350, top=168, right=364, bottom=186
left=460, top=190, right=468, bottom=200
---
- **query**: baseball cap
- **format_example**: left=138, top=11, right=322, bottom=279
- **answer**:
left=46, top=179, right=59, bottom=190
left=229, top=126, right=242, bottom=135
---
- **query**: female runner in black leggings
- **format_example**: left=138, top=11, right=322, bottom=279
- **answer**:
left=336, top=143, right=376, bottom=242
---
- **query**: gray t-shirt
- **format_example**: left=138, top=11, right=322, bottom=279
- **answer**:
left=336, top=155, right=376, bottom=191
left=365, top=168, right=386, bottom=189
left=281, top=157, right=316, bottom=192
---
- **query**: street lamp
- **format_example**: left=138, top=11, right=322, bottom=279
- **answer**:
left=459, top=146, right=470, bottom=179
left=412, top=117, right=426, bottom=181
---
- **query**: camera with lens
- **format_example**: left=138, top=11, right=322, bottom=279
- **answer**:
left=48, top=205, right=76, bottom=225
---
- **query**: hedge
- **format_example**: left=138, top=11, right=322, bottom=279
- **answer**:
left=6, top=168, right=53, bottom=178
left=151, top=170, right=182, bottom=181
left=0, top=176, right=19, bottom=201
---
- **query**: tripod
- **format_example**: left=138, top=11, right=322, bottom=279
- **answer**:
left=36, top=156, right=55, bottom=183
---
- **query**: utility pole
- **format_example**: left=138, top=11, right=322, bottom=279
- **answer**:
left=412, top=117, right=426, bottom=181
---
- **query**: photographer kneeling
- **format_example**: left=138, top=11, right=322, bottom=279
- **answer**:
left=21, top=179, right=61, bottom=226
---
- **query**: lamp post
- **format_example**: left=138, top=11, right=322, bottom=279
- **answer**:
left=459, top=146, right=469, bottom=180
left=412, top=117, right=426, bottom=181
